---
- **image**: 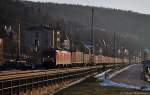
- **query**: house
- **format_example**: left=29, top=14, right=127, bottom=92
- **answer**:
left=23, top=25, right=61, bottom=54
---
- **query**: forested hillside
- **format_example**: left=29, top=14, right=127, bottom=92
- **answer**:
left=1, top=0, right=150, bottom=54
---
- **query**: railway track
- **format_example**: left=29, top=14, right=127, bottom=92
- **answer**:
left=0, top=66, right=99, bottom=95
left=0, top=66, right=101, bottom=81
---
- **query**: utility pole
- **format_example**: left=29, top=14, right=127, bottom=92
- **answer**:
left=18, top=24, right=21, bottom=58
left=16, top=23, right=21, bottom=65
left=113, top=32, right=116, bottom=64
left=52, top=30, right=55, bottom=48
left=68, top=30, right=72, bottom=52
left=91, top=8, right=94, bottom=54
left=90, top=8, right=94, bottom=64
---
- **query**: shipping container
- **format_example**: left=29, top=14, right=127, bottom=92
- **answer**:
left=105, top=56, right=109, bottom=63
left=72, top=51, right=83, bottom=64
left=101, top=56, right=105, bottom=63
left=94, top=55, right=99, bottom=64
left=98, top=55, right=103, bottom=64
left=83, top=54, right=90, bottom=64
left=115, top=58, right=119, bottom=64
left=109, top=57, right=114, bottom=64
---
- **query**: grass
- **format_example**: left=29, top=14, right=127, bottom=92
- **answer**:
left=55, top=77, right=150, bottom=95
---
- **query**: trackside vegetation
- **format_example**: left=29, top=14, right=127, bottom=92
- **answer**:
left=55, top=77, right=149, bottom=95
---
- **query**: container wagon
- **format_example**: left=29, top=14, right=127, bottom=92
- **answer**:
left=83, top=54, right=90, bottom=65
left=94, top=55, right=99, bottom=65
left=71, top=51, right=84, bottom=66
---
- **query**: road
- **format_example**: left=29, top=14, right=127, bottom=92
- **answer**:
left=111, top=64, right=150, bottom=87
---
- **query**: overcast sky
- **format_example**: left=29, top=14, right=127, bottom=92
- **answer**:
left=26, top=0, right=150, bottom=15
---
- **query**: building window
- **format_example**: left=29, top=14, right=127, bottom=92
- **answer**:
left=35, top=40, right=40, bottom=47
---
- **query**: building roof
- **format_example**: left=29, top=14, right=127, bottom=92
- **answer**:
left=26, top=24, right=58, bottom=31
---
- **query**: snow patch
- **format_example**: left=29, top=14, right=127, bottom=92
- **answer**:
left=95, top=65, right=150, bottom=91
left=100, top=79, right=140, bottom=89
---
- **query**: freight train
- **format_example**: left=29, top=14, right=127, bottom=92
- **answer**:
left=0, top=37, right=129, bottom=70
left=41, top=48, right=129, bottom=68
